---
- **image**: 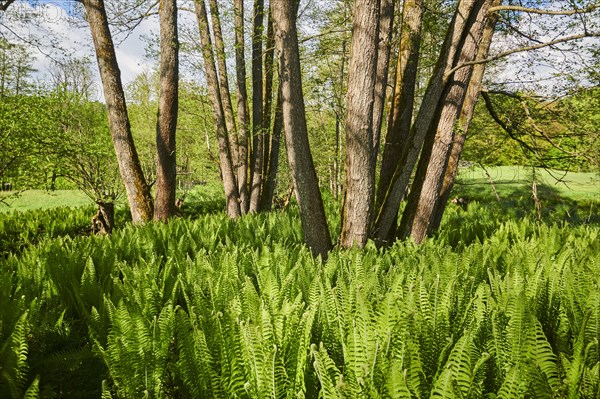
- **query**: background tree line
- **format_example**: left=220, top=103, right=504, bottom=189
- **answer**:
left=0, top=0, right=598, bottom=256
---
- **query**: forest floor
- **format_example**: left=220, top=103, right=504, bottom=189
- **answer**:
left=0, top=166, right=598, bottom=213
left=0, top=189, right=92, bottom=212
left=455, top=165, right=600, bottom=201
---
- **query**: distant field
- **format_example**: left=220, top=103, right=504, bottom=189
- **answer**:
left=0, top=168, right=598, bottom=214
left=456, top=166, right=600, bottom=201
left=0, top=190, right=93, bottom=212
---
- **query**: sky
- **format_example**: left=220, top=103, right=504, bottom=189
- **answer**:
left=2, top=0, right=598, bottom=100
left=1, top=1, right=159, bottom=101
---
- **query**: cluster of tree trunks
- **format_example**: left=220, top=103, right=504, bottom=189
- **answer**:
left=195, top=0, right=284, bottom=219
left=7, top=0, right=590, bottom=253
left=78, top=0, right=503, bottom=252
left=271, top=0, right=503, bottom=252
left=81, top=0, right=179, bottom=227
left=347, top=0, right=502, bottom=248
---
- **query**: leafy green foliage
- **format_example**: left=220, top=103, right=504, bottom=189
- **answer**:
left=464, top=88, right=600, bottom=172
left=0, top=196, right=599, bottom=397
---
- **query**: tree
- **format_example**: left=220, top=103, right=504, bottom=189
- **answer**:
left=271, top=0, right=333, bottom=258
left=234, top=0, right=251, bottom=212
left=373, top=0, right=423, bottom=244
left=0, top=38, right=35, bottom=97
left=48, top=57, right=96, bottom=100
left=193, top=0, right=241, bottom=218
left=13, top=0, right=183, bottom=224
left=368, top=0, right=600, bottom=244
left=339, top=0, right=381, bottom=248
left=397, top=0, right=500, bottom=242
left=81, top=0, right=154, bottom=223
left=154, top=0, right=179, bottom=221
left=249, top=0, right=265, bottom=213
left=192, top=0, right=286, bottom=217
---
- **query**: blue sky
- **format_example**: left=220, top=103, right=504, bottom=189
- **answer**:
left=1, top=0, right=157, bottom=100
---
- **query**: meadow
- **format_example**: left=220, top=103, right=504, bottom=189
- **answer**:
left=0, top=175, right=599, bottom=398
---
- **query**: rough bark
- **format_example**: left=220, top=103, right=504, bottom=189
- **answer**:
left=372, top=0, right=480, bottom=243
left=208, top=0, right=239, bottom=172
left=234, top=0, right=250, bottom=213
left=82, top=0, right=153, bottom=223
left=249, top=0, right=265, bottom=213
left=271, top=0, right=332, bottom=258
left=333, top=37, right=348, bottom=201
left=154, top=0, right=179, bottom=222
left=399, top=0, right=496, bottom=243
left=340, top=0, right=381, bottom=249
left=371, top=0, right=395, bottom=156
left=333, top=108, right=341, bottom=200
left=261, top=85, right=283, bottom=211
left=194, top=0, right=241, bottom=218
left=92, top=202, right=114, bottom=235
left=261, top=11, right=276, bottom=206
left=372, top=0, right=423, bottom=243
left=430, top=8, right=499, bottom=232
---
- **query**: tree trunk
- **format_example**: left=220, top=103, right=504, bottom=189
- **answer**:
left=260, top=85, right=283, bottom=211
left=372, top=0, right=480, bottom=243
left=261, top=11, right=276, bottom=205
left=194, top=0, right=241, bottom=218
left=399, top=0, right=497, bottom=243
left=333, top=35, right=348, bottom=201
left=82, top=0, right=153, bottom=223
left=154, top=0, right=179, bottom=222
left=208, top=0, right=240, bottom=178
left=271, top=0, right=332, bottom=258
left=234, top=0, right=250, bottom=214
left=92, top=201, right=115, bottom=235
left=430, top=8, right=499, bottom=232
left=372, top=0, right=423, bottom=243
left=333, top=108, right=341, bottom=200
left=340, top=0, right=381, bottom=249
left=371, top=0, right=395, bottom=155
left=249, top=0, right=265, bottom=213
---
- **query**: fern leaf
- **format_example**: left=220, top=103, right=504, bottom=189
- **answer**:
left=385, top=360, right=412, bottom=399
left=496, top=365, right=529, bottom=399
left=529, top=318, right=560, bottom=390
left=311, top=343, right=342, bottom=399
left=567, top=310, right=591, bottom=399
left=22, top=376, right=39, bottom=399
left=0, top=311, right=30, bottom=399
left=431, top=333, right=473, bottom=399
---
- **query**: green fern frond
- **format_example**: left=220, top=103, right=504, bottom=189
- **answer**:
left=311, top=343, right=342, bottom=399
left=175, top=310, right=224, bottom=398
left=431, top=333, right=479, bottom=399
left=567, top=310, right=591, bottom=399
left=0, top=311, right=30, bottom=399
left=496, top=365, right=529, bottom=399
left=384, top=360, right=412, bottom=399
left=528, top=318, right=560, bottom=390
left=22, top=376, right=39, bottom=399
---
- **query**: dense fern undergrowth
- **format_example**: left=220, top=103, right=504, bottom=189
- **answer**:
left=1, top=195, right=599, bottom=398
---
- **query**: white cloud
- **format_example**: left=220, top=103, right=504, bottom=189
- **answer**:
left=0, top=1, right=159, bottom=101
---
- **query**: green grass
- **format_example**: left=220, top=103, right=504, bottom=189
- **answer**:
left=455, top=165, right=600, bottom=201
left=1, top=168, right=598, bottom=217
left=0, top=190, right=94, bottom=212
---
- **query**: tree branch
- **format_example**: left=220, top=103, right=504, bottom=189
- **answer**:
left=446, top=31, right=600, bottom=77
left=0, top=0, right=17, bottom=11
left=489, top=4, right=600, bottom=16
left=481, top=90, right=538, bottom=155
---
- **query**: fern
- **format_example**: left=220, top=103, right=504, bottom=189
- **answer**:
left=0, top=312, right=30, bottom=399
left=311, top=343, right=343, bottom=399
left=22, top=376, right=39, bottom=399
